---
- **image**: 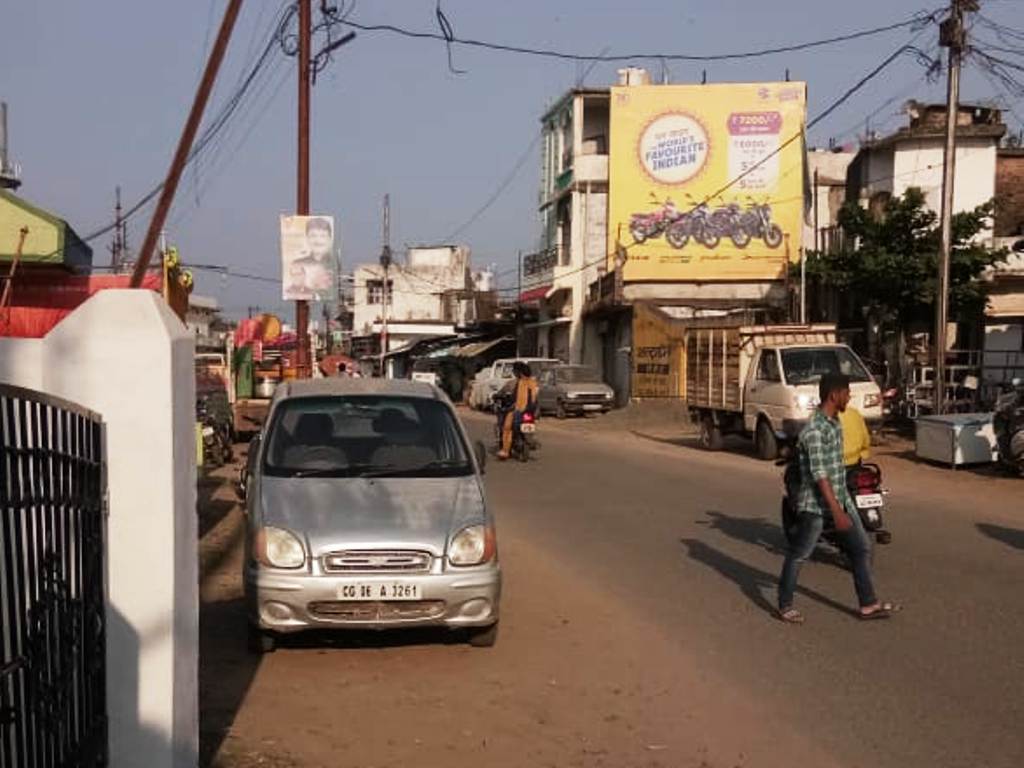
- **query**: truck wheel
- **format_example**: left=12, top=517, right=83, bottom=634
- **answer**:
left=698, top=414, right=724, bottom=451
left=756, top=419, right=779, bottom=461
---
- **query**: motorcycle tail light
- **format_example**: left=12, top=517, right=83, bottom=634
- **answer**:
left=855, top=472, right=877, bottom=491
left=522, top=413, right=534, bottom=424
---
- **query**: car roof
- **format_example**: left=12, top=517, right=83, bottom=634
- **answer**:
left=272, top=377, right=444, bottom=402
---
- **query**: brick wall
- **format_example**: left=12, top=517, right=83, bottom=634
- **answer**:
left=996, top=149, right=1024, bottom=237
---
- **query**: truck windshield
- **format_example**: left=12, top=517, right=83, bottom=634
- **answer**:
left=780, top=347, right=872, bottom=386
left=263, top=395, right=472, bottom=478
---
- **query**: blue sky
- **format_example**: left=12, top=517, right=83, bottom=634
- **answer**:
left=2, top=0, right=1022, bottom=320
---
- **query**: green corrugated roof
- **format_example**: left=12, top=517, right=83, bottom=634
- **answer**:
left=0, top=189, right=93, bottom=271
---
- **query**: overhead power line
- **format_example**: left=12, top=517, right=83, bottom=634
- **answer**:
left=343, top=9, right=941, bottom=63
left=440, top=133, right=542, bottom=243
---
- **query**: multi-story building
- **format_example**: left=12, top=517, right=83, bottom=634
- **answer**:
left=523, top=85, right=611, bottom=366
left=351, top=245, right=472, bottom=363
left=845, top=101, right=1005, bottom=237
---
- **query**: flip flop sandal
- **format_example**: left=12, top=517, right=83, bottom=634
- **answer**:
left=859, top=601, right=899, bottom=620
left=778, top=607, right=804, bottom=624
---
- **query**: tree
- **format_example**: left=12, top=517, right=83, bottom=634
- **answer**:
left=804, top=187, right=1006, bottom=331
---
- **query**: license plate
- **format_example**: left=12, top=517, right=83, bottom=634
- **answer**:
left=520, top=423, right=536, bottom=433
left=201, top=426, right=214, bottom=437
left=855, top=493, right=884, bottom=509
left=583, top=404, right=603, bottom=411
left=337, top=582, right=421, bottom=601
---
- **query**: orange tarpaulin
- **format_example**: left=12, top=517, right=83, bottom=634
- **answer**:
left=0, top=270, right=164, bottom=338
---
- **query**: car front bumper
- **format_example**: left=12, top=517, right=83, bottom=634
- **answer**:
left=563, top=399, right=613, bottom=413
left=245, top=563, right=502, bottom=633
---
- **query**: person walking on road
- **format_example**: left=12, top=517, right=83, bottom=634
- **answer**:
left=778, top=373, right=896, bottom=624
left=497, top=362, right=538, bottom=460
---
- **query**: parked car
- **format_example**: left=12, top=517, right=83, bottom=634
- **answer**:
left=538, top=365, right=615, bottom=418
left=241, top=378, right=500, bottom=651
left=468, top=357, right=558, bottom=411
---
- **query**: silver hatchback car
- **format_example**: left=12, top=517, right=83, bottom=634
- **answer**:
left=241, top=378, right=501, bottom=651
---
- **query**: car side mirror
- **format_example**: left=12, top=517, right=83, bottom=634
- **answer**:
left=474, top=440, right=487, bottom=474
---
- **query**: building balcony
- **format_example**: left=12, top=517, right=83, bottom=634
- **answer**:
left=574, top=153, right=608, bottom=184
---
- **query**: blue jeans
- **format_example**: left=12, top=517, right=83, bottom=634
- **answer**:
left=778, top=509, right=878, bottom=611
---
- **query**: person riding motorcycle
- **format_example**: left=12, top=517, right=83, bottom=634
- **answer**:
left=839, top=405, right=871, bottom=469
left=497, top=362, right=539, bottom=460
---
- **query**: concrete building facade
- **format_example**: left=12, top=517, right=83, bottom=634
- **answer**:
left=352, top=245, right=472, bottom=361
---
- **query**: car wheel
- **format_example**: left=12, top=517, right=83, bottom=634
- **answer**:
left=555, top=400, right=567, bottom=419
left=756, top=419, right=779, bottom=461
left=468, top=622, right=499, bottom=647
left=247, top=624, right=276, bottom=655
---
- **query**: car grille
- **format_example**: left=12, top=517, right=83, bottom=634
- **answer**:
left=322, top=550, right=432, bottom=574
left=308, top=600, right=446, bottom=622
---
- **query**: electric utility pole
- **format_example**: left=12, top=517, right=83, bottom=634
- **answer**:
left=295, top=0, right=312, bottom=377
left=380, top=194, right=392, bottom=376
left=130, top=0, right=243, bottom=287
left=934, top=0, right=976, bottom=413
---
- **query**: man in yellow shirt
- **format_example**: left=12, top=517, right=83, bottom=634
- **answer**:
left=839, top=405, right=871, bottom=467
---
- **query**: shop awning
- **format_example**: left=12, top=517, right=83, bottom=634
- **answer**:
left=1, top=190, right=93, bottom=271
left=524, top=317, right=571, bottom=330
left=519, top=285, right=551, bottom=304
left=453, top=336, right=514, bottom=358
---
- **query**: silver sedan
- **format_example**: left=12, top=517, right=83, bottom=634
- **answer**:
left=241, top=378, right=501, bottom=651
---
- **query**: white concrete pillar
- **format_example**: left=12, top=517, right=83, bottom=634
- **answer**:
left=35, top=291, right=196, bottom=768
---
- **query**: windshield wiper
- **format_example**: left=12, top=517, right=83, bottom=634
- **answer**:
left=289, top=466, right=351, bottom=478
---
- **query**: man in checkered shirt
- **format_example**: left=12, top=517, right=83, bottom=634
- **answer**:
left=777, top=373, right=896, bottom=624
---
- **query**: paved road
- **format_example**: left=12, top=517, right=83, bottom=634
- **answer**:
left=200, top=411, right=1024, bottom=768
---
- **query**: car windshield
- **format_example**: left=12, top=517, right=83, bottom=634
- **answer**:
left=263, top=395, right=472, bottom=478
left=556, top=366, right=600, bottom=383
left=780, top=347, right=873, bottom=386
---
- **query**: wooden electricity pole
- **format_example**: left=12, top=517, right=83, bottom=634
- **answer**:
left=130, top=0, right=243, bottom=287
left=295, top=0, right=312, bottom=377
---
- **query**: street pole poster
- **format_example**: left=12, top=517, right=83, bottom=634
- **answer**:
left=280, top=214, right=336, bottom=301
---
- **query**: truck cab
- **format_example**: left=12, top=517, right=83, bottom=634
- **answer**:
left=743, top=344, right=883, bottom=458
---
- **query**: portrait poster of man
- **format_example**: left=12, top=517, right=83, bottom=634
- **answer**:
left=280, top=214, right=336, bottom=301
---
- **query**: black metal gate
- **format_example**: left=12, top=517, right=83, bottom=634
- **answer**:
left=0, top=385, right=107, bottom=768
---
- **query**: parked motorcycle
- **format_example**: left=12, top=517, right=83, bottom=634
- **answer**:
left=491, top=391, right=538, bottom=462
left=779, top=441, right=892, bottom=549
left=740, top=201, right=784, bottom=248
left=993, top=378, right=1024, bottom=475
left=197, top=395, right=233, bottom=468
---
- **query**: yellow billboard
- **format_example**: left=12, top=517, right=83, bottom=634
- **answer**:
left=608, top=82, right=806, bottom=282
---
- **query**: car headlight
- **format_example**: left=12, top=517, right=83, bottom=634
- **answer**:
left=448, top=524, right=496, bottom=567
left=254, top=526, right=306, bottom=569
left=566, top=392, right=579, bottom=399
left=796, top=393, right=820, bottom=411
left=604, top=391, right=613, bottom=399
left=863, top=393, right=881, bottom=409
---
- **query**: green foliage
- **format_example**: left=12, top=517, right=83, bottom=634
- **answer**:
left=803, top=187, right=1006, bottom=324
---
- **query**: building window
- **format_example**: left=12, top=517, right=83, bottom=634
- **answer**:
left=366, top=280, right=393, bottom=305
